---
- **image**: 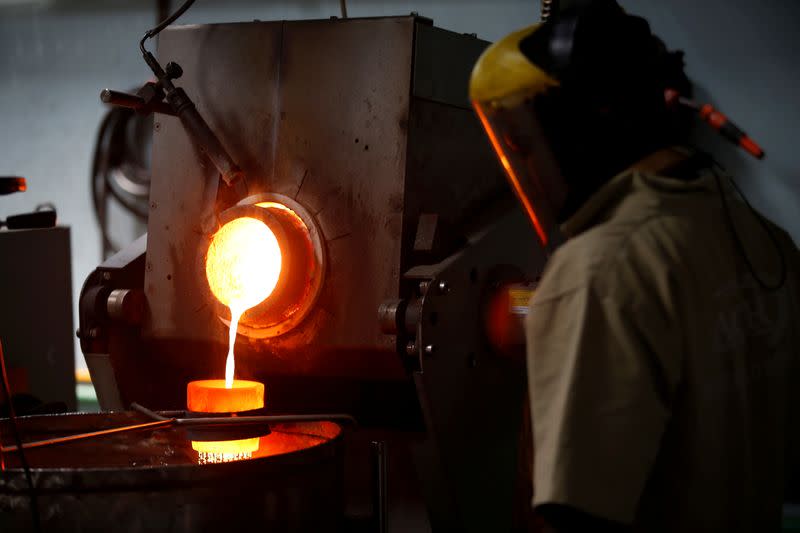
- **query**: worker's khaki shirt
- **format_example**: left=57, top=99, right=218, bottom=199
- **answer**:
left=526, top=148, right=800, bottom=531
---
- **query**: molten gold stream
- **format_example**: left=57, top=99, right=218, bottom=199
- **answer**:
left=205, top=216, right=282, bottom=388
left=194, top=215, right=282, bottom=464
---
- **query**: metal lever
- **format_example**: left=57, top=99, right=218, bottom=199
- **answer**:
left=139, top=50, right=244, bottom=187
left=100, top=89, right=176, bottom=116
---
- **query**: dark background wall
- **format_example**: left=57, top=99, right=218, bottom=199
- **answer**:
left=0, top=0, right=797, bottom=370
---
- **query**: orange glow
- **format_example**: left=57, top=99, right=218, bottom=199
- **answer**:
left=206, top=217, right=282, bottom=310
left=256, top=201, right=310, bottom=231
left=192, top=438, right=261, bottom=463
left=187, top=379, right=265, bottom=464
left=255, top=201, right=292, bottom=211
left=473, top=102, right=549, bottom=246
left=206, top=216, right=282, bottom=387
left=187, top=379, right=264, bottom=412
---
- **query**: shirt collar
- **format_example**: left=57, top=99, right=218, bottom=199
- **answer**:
left=561, top=146, right=709, bottom=238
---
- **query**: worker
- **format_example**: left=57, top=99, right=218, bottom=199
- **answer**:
left=470, top=1, right=799, bottom=531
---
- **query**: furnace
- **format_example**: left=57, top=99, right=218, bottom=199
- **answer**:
left=2, top=13, right=549, bottom=533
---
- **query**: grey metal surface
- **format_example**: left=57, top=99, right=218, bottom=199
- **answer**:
left=412, top=23, right=490, bottom=109
left=100, top=233, right=147, bottom=270
left=401, top=96, right=507, bottom=274
left=143, top=16, right=496, bottom=387
left=408, top=210, right=547, bottom=532
left=0, top=227, right=75, bottom=410
left=84, top=352, right=124, bottom=410
left=146, top=18, right=414, bottom=364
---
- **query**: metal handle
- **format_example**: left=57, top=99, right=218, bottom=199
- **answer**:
left=100, top=89, right=176, bottom=116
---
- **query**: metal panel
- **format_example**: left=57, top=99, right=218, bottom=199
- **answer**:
left=272, top=17, right=414, bottom=352
left=410, top=211, right=547, bottom=532
left=146, top=18, right=414, bottom=367
left=412, top=24, right=490, bottom=109
left=401, top=97, right=510, bottom=277
left=0, top=227, right=76, bottom=410
left=146, top=21, right=284, bottom=341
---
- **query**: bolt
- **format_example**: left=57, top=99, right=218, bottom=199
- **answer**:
left=405, top=341, right=417, bottom=357
left=154, top=122, right=161, bottom=132
left=418, top=280, right=430, bottom=295
left=102, top=271, right=111, bottom=281
left=165, top=61, right=183, bottom=80
left=424, top=344, right=436, bottom=356
left=437, top=280, right=449, bottom=294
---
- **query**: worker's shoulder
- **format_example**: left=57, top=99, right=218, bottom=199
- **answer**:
left=534, top=212, right=689, bottom=305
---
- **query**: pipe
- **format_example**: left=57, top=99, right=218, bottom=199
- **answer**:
left=131, top=403, right=358, bottom=427
left=0, top=419, right=175, bottom=454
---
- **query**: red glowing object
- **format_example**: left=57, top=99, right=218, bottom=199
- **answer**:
left=187, top=379, right=265, bottom=463
left=187, top=379, right=264, bottom=413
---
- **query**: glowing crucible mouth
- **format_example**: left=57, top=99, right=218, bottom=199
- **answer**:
left=204, top=195, right=326, bottom=340
left=205, top=216, right=283, bottom=310
left=205, top=216, right=283, bottom=387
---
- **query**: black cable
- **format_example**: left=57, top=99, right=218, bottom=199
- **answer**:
left=710, top=162, right=787, bottom=292
left=157, top=0, right=172, bottom=26
left=139, top=0, right=196, bottom=54
left=91, top=108, right=123, bottom=257
left=92, top=104, right=153, bottom=257
left=91, top=1, right=191, bottom=258
left=107, top=177, right=150, bottom=220
left=0, top=340, right=41, bottom=532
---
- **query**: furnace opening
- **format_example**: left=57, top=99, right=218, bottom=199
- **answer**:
left=204, top=194, right=326, bottom=340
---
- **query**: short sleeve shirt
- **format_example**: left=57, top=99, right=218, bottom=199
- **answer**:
left=526, top=148, right=800, bottom=532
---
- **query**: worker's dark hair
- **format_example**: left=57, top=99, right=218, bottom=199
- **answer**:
left=520, top=0, right=694, bottom=219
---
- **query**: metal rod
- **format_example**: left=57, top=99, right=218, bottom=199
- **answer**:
left=177, top=414, right=357, bottom=426
left=371, top=440, right=388, bottom=533
left=100, top=89, right=176, bottom=116
left=130, top=402, right=169, bottom=421
left=0, top=419, right=175, bottom=454
left=1, top=405, right=357, bottom=455
left=131, top=403, right=357, bottom=427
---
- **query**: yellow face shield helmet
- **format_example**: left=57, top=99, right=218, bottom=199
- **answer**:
left=469, top=24, right=566, bottom=251
left=469, top=1, right=691, bottom=251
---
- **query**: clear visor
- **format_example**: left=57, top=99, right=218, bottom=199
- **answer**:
left=473, top=98, right=566, bottom=250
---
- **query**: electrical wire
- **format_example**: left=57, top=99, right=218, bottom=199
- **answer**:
left=0, top=339, right=41, bottom=532
left=93, top=1, right=192, bottom=258
left=140, top=0, right=196, bottom=54
left=709, top=161, right=787, bottom=292
left=91, top=105, right=152, bottom=258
